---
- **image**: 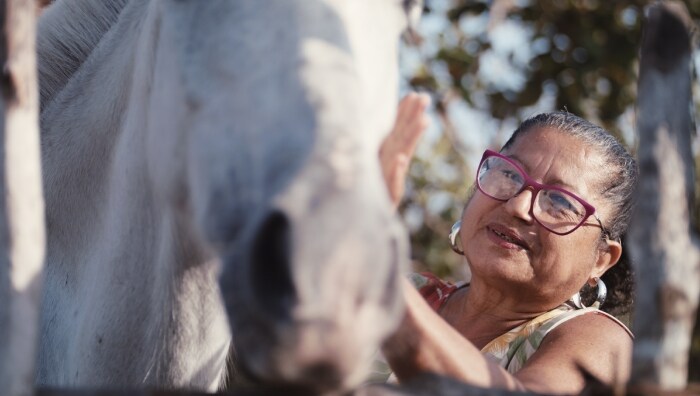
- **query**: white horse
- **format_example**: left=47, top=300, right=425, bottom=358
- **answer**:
left=36, top=0, right=419, bottom=392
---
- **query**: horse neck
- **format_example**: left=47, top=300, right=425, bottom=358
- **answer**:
left=37, top=0, right=130, bottom=110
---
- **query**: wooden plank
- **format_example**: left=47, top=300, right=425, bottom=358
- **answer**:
left=0, top=0, right=45, bottom=395
left=629, top=0, right=700, bottom=390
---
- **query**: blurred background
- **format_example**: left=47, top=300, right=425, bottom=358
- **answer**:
left=396, top=0, right=700, bottom=380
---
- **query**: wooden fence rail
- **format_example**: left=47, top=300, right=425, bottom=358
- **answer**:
left=0, top=0, right=45, bottom=395
left=629, top=0, right=700, bottom=391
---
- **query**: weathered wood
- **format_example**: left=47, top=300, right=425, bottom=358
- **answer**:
left=35, top=375, right=537, bottom=396
left=0, top=0, right=45, bottom=395
left=358, top=375, right=534, bottom=396
left=629, top=1, right=700, bottom=390
left=36, top=387, right=311, bottom=396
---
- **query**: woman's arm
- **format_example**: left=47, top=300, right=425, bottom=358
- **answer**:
left=381, top=280, right=527, bottom=390
left=513, top=312, right=632, bottom=394
left=381, top=279, right=631, bottom=394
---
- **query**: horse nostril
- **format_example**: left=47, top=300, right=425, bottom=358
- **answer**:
left=299, top=361, right=342, bottom=390
left=250, top=210, right=296, bottom=318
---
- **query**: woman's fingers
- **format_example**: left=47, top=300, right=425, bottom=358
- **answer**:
left=393, top=93, right=419, bottom=132
left=391, top=93, right=430, bottom=150
left=400, top=93, right=430, bottom=154
left=386, top=154, right=409, bottom=206
left=380, top=92, right=431, bottom=208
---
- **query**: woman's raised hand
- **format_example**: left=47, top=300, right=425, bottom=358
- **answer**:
left=379, top=92, right=431, bottom=209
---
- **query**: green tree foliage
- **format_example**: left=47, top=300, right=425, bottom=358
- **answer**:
left=400, top=0, right=700, bottom=380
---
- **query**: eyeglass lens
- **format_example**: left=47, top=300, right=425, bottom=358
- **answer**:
left=477, top=156, right=587, bottom=234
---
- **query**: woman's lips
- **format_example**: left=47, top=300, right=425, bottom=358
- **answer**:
left=486, top=225, right=529, bottom=250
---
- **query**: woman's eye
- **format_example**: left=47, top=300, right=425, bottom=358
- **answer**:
left=500, top=170, right=522, bottom=183
left=548, top=192, right=579, bottom=214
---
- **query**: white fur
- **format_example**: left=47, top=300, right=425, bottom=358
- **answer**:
left=37, top=0, right=415, bottom=392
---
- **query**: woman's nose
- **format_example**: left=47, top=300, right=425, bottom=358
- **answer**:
left=504, top=188, right=535, bottom=223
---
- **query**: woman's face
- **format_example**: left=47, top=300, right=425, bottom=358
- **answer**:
left=460, top=127, right=620, bottom=308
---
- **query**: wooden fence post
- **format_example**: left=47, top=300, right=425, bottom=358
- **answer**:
left=628, top=1, right=700, bottom=391
left=0, top=0, right=45, bottom=395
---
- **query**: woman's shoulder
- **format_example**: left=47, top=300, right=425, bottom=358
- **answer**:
left=542, top=308, right=634, bottom=364
left=546, top=308, right=633, bottom=341
left=407, top=272, right=464, bottom=312
left=516, top=309, right=632, bottom=388
left=539, top=307, right=633, bottom=340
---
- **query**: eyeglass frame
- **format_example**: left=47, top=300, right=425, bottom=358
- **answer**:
left=475, top=149, right=610, bottom=238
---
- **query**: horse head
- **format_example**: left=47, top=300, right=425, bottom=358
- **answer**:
left=36, top=0, right=421, bottom=392
left=147, top=0, right=423, bottom=391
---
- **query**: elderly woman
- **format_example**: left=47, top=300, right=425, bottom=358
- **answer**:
left=379, top=97, right=637, bottom=395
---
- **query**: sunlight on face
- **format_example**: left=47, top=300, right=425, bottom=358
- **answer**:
left=459, top=127, right=611, bottom=308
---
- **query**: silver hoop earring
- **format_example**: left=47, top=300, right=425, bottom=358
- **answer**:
left=449, top=220, right=464, bottom=255
left=569, top=277, right=607, bottom=309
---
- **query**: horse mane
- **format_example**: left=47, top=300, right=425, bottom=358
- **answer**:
left=37, top=0, right=129, bottom=109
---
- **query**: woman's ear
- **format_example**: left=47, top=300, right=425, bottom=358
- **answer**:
left=590, top=238, right=622, bottom=281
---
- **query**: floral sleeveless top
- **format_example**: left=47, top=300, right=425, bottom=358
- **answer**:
left=369, top=272, right=633, bottom=382
left=407, top=272, right=633, bottom=373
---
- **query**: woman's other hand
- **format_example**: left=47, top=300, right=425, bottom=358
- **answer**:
left=381, top=279, right=527, bottom=391
left=380, top=93, right=431, bottom=209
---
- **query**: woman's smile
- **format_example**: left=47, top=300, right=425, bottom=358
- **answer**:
left=486, top=224, right=530, bottom=251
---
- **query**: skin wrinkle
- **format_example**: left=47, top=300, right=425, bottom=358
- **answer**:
left=459, top=127, right=620, bottom=328
left=505, top=124, right=636, bottom=315
left=508, top=131, right=615, bottom=231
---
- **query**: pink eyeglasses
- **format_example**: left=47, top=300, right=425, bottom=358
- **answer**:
left=476, top=150, right=609, bottom=237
